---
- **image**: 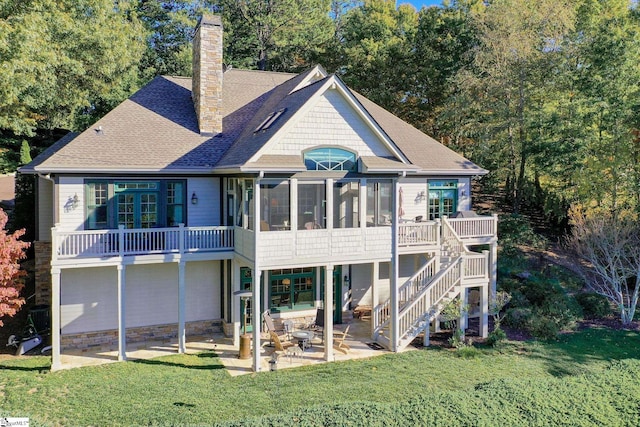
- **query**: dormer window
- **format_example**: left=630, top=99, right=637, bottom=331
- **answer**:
left=304, top=147, right=356, bottom=171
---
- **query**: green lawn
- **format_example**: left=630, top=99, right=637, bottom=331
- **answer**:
left=1, top=327, right=639, bottom=426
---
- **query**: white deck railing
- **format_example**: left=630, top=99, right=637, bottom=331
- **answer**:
left=398, top=221, right=439, bottom=246
left=53, top=224, right=234, bottom=260
left=444, top=215, right=498, bottom=240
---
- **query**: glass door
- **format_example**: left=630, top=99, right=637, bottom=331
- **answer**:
left=240, top=267, right=253, bottom=333
left=117, top=192, right=158, bottom=228
left=428, top=180, right=458, bottom=220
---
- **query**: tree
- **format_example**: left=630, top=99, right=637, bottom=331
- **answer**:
left=0, top=0, right=146, bottom=135
left=19, top=140, right=31, bottom=165
left=565, top=207, right=640, bottom=326
left=333, top=0, right=418, bottom=117
left=0, top=209, right=30, bottom=327
left=566, top=0, right=640, bottom=217
left=12, top=140, right=35, bottom=242
left=450, top=0, right=576, bottom=213
left=136, top=0, right=208, bottom=80
left=215, top=0, right=333, bottom=71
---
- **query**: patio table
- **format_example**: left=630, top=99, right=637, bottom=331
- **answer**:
left=291, top=330, right=314, bottom=351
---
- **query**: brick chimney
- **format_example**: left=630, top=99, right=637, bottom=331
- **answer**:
left=192, top=15, right=223, bottom=136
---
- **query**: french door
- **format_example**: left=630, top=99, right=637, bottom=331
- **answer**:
left=117, top=192, right=158, bottom=228
left=428, top=180, right=458, bottom=220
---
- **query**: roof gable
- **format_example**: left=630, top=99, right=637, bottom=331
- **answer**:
left=229, top=75, right=412, bottom=172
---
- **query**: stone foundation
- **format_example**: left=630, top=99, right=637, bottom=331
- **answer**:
left=61, top=319, right=222, bottom=351
left=34, top=241, right=52, bottom=305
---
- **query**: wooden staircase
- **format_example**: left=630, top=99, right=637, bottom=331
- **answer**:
left=373, top=217, right=483, bottom=351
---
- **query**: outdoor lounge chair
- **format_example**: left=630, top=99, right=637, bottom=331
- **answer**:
left=263, top=311, right=287, bottom=345
left=333, top=325, right=351, bottom=354
left=306, top=308, right=324, bottom=343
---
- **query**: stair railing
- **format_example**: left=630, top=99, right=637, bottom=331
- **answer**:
left=373, top=257, right=437, bottom=336
left=397, top=257, right=462, bottom=346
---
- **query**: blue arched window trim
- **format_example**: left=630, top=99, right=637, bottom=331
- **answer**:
left=303, top=147, right=357, bottom=171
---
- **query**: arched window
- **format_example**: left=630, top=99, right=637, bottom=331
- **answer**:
left=304, top=147, right=356, bottom=171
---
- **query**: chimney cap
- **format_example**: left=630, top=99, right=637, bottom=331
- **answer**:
left=199, top=14, right=222, bottom=27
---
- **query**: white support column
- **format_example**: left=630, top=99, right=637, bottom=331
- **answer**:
left=177, top=261, right=186, bottom=353
left=252, top=178, right=262, bottom=372
left=480, top=283, right=489, bottom=338
left=232, top=261, right=241, bottom=347
left=117, top=264, right=127, bottom=361
left=324, top=265, right=334, bottom=362
left=423, top=320, right=430, bottom=347
left=490, top=241, right=498, bottom=297
left=359, top=179, right=367, bottom=228
left=326, top=178, right=333, bottom=230
left=371, top=261, right=379, bottom=339
left=290, top=178, right=298, bottom=231
left=51, top=267, right=62, bottom=371
left=252, top=267, right=262, bottom=372
left=390, top=179, right=400, bottom=352
left=461, top=287, right=469, bottom=330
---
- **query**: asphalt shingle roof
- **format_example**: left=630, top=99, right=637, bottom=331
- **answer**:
left=24, top=66, right=486, bottom=176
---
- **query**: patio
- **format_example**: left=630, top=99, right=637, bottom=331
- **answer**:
left=58, top=316, right=407, bottom=375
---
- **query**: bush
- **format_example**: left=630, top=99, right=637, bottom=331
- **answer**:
left=504, top=307, right=532, bottom=329
left=529, top=317, right=560, bottom=341
left=487, top=328, right=507, bottom=347
left=498, top=214, right=547, bottom=257
left=575, top=292, right=612, bottom=319
left=456, top=345, right=481, bottom=358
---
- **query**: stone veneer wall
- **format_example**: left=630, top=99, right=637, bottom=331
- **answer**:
left=192, top=15, right=223, bottom=135
left=34, top=241, right=52, bottom=306
left=61, top=320, right=222, bottom=351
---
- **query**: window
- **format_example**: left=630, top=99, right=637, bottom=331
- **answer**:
left=166, top=182, right=184, bottom=226
left=298, top=182, right=326, bottom=230
left=87, top=182, right=108, bottom=229
left=428, top=180, right=458, bottom=220
left=85, top=180, right=186, bottom=230
left=333, top=181, right=359, bottom=228
left=304, top=147, right=356, bottom=171
left=366, top=180, right=392, bottom=226
left=234, top=179, right=254, bottom=230
left=269, top=268, right=315, bottom=312
left=260, top=181, right=290, bottom=231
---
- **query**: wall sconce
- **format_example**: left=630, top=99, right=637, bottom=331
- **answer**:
left=344, top=275, right=350, bottom=284
left=415, top=191, right=426, bottom=203
left=191, top=192, right=198, bottom=205
left=461, top=190, right=466, bottom=197
left=72, top=193, right=79, bottom=209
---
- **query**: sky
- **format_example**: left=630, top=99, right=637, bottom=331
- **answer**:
left=398, top=0, right=443, bottom=9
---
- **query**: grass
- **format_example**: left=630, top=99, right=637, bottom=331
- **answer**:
left=1, top=327, right=639, bottom=426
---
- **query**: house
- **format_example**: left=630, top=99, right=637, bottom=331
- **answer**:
left=21, top=15, right=498, bottom=372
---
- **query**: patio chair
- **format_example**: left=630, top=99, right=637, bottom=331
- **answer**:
left=263, top=311, right=287, bottom=346
left=306, top=308, right=324, bottom=343
left=270, top=331, right=295, bottom=352
left=333, top=325, right=351, bottom=354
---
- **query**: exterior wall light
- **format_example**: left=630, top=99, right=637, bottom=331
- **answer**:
left=191, top=192, right=198, bottom=205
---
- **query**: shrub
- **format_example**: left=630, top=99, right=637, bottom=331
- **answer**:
left=487, top=328, right=507, bottom=347
left=456, top=345, right=481, bottom=358
left=504, top=307, right=532, bottom=329
left=529, top=317, right=560, bottom=341
left=575, top=292, right=612, bottom=319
